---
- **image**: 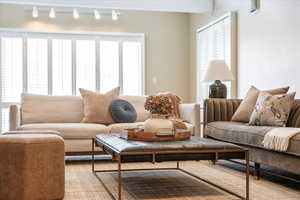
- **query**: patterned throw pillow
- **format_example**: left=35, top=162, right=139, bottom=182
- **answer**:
left=249, top=92, right=296, bottom=127
left=231, top=86, right=289, bottom=123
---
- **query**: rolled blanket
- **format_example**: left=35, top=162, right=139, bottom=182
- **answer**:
left=262, top=127, right=300, bottom=151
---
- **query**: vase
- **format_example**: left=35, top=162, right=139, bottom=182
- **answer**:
left=144, top=114, right=174, bottom=133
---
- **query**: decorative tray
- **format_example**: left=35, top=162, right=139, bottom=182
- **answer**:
left=120, top=128, right=191, bottom=142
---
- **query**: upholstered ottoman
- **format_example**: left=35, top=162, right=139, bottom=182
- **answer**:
left=0, top=134, right=65, bottom=200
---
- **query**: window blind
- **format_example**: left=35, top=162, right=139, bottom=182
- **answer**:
left=52, top=39, right=72, bottom=95
left=123, top=42, right=143, bottom=96
left=76, top=40, right=96, bottom=93
left=1, top=37, right=23, bottom=103
left=197, top=15, right=233, bottom=102
left=100, top=41, right=119, bottom=93
left=27, top=38, right=48, bottom=95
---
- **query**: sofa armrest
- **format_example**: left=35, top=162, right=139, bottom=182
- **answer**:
left=179, top=103, right=200, bottom=136
left=9, top=104, right=21, bottom=131
left=287, top=100, right=300, bottom=128
left=204, top=98, right=242, bottom=125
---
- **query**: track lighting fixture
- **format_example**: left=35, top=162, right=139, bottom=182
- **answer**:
left=112, top=10, right=119, bottom=21
left=32, top=6, right=38, bottom=18
left=73, top=9, right=79, bottom=19
left=49, top=8, right=56, bottom=18
left=94, top=9, right=101, bottom=20
left=27, top=7, right=120, bottom=20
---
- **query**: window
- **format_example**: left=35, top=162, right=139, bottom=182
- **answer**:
left=0, top=30, right=145, bottom=132
left=52, top=39, right=72, bottom=95
left=100, top=41, right=119, bottom=93
left=196, top=12, right=236, bottom=102
left=76, top=40, right=96, bottom=93
left=27, top=38, right=48, bottom=94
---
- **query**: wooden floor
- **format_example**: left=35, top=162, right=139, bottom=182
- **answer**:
left=64, top=160, right=300, bottom=200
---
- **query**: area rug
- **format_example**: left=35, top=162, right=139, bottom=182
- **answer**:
left=64, top=161, right=300, bottom=200
left=96, top=170, right=238, bottom=200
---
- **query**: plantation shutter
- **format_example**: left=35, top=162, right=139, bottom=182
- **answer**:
left=197, top=15, right=233, bottom=102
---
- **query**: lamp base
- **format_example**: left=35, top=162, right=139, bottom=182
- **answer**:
left=209, top=80, right=227, bottom=98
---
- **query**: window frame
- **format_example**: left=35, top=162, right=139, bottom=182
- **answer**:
left=0, top=28, right=146, bottom=131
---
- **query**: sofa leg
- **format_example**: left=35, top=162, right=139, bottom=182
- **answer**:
left=211, top=159, right=217, bottom=165
left=254, top=162, right=261, bottom=180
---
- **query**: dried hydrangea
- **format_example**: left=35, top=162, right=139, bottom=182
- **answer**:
left=144, top=95, right=174, bottom=116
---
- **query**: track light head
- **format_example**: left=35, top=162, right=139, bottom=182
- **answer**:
left=49, top=8, right=55, bottom=18
left=73, top=9, right=79, bottom=19
left=32, top=6, right=38, bottom=18
left=94, top=9, right=101, bottom=20
left=112, top=10, right=119, bottom=21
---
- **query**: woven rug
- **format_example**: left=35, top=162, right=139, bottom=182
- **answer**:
left=97, top=170, right=238, bottom=200
left=64, top=161, right=300, bottom=200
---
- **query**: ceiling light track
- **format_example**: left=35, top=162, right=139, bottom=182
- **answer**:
left=26, top=7, right=120, bottom=20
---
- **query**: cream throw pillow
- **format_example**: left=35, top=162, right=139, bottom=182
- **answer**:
left=231, top=86, right=289, bottom=122
left=249, top=92, right=296, bottom=127
left=80, top=87, right=120, bottom=124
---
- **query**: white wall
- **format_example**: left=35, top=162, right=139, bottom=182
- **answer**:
left=190, top=0, right=300, bottom=101
left=0, top=4, right=191, bottom=102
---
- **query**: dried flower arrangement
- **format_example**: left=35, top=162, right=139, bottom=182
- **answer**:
left=144, top=95, right=174, bottom=116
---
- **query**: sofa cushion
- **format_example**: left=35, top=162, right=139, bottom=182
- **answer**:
left=110, top=99, right=137, bottom=123
left=249, top=92, right=296, bottom=127
left=231, top=86, right=289, bottom=123
left=20, top=93, right=150, bottom=124
left=17, top=123, right=110, bottom=139
left=205, top=121, right=300, bottom=156
left=120, top=96, right=150, bottom=122
left=21, top=93, right=83, bottom=124
left=80, top=87, right=120, bottom=124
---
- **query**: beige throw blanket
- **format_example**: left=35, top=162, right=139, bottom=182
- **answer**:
left=262, top=127, right=300, bottom=151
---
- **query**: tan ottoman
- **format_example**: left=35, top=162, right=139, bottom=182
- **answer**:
left=0, top=134, right=65, bottom=200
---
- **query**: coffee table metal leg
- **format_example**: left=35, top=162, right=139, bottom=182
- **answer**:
left=92, top=138, right=95, bottom=172
left=246, top=151, right=250, bottom=200
left=118, top=155, right=122, bottom=200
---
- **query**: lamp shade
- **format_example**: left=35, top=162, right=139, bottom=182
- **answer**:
left=203, top=60, right=235, bottom=81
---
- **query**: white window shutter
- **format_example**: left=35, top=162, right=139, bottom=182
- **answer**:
left=52, top=39, right=72, bottom=95
left=27, top=38, right=48, bottom=95
left=122, top=41, right=143, bottom=96
left=197, top=15, right=233, bottom=102
left=75, top=40, right=96, bottom=94
left=99, top=41, right=119, bottom=93
left=1, top=37, right=23, bottom=102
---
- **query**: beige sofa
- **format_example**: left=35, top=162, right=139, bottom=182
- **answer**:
left=9, top=93, right=200, bottom=155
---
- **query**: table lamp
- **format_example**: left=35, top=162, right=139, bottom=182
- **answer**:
left=203, top=60, right=234, bottom=98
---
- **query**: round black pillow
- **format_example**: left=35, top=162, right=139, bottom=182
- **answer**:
left=110, top=99, right=137, bottom=123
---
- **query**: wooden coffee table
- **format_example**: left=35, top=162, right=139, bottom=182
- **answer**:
left=92, top=134, right=250, bottom=200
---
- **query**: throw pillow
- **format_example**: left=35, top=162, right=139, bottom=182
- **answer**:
left=110, top=99, right=137, bottom=123
left=249, top=92, right=296, bottom=127
left=80, top=87, right=120, bottom=124
left=231, top=86, right=289, bottom=122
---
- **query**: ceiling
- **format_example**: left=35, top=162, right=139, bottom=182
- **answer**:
left=0, top=0, right=213, bottom=13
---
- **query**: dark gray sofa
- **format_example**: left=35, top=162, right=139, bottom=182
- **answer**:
left=204, top=98, right=300, bottom=177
